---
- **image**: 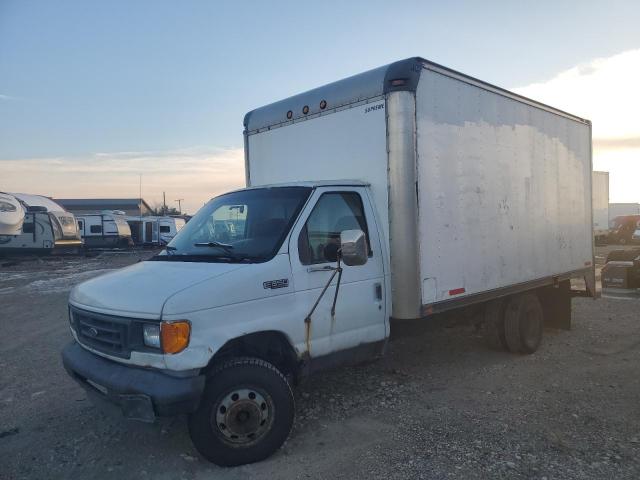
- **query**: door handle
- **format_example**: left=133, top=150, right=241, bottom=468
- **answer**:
left=375, top=283, right=383, bottom=300
left=307, top=265, right=335, bottom=273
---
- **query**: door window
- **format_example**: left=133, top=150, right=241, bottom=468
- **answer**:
left=298, top=192, right=371, bottom=265
left=90, top=225, right=102, bottom=234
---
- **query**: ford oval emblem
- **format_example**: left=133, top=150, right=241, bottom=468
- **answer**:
left=87, top=327, right=99, bottom=337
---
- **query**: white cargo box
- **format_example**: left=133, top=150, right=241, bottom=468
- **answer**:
left=244, top=58, right=594, bottom=319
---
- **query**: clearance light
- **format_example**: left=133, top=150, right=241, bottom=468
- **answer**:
left=390, top=78, right=406, bottom=86
left=161, top=321, right=191, bottom=354
left=286, top=110, right=293, bottom=119
left=302, top=105, right=309, bottom=115
left=320, top=99, right=327, bottom=110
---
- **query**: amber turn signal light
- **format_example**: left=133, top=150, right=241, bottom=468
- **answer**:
left=161, top=321, right=190, bottom=354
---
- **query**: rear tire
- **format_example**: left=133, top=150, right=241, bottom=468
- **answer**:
left=504, top=293, right=544, bottom=354
left=188, top=357, right=294, bottom=466
left=484, top=299, right=508, bottom=350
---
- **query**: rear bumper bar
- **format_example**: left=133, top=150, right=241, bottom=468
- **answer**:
left=62, top=341, right=205, bottom=422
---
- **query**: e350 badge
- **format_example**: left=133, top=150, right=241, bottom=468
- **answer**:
left=263, top=279, right=289, bottom=290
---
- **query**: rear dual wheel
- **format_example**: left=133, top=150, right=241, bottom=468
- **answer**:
left=188, top=357, right=294, bottom=467
left=485, top=293, right=544, bottom=354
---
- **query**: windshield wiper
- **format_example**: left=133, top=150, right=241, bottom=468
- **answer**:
left=193, top=241, right=234, bottom=252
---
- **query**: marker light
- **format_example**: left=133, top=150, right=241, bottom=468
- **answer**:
left=161, top=321, right=191, bottom=354
left=390, top=78, right=406, bottom=86
left=302, top=105, right=309, bottom=115
left=319, top=99, right=327, bottom=110
left=286, top=110, right=293, bottom=119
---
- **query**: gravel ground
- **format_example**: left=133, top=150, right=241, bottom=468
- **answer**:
left=1, top=248, right=639, bottom=479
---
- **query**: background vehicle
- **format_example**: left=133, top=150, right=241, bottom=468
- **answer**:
left=62, top=57, right=595, bottom=466
left=0, top=193, right=82, bottom=254
left=126, top=216, right=186, bottom=245
left=608, top=215, right=640, bottom=244
left=77, top=211, right=133, bottom=248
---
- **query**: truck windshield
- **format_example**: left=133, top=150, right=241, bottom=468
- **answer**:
left=154, top=187, right=311, bottom=263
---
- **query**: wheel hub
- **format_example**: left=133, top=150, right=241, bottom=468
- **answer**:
left=214, top=388, right=272, bottom=444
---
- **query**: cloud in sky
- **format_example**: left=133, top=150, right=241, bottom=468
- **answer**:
left=1, top=147, right=245, bottom=214
left=514, top=49, right=640, bottom=203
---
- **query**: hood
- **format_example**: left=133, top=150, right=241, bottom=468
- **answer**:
left=70, top=260, right=248, bottom=317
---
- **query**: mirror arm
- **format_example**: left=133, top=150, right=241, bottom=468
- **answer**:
left=303, top=252, right=344, bottom=328
left=330, top=254, right=343, bottom=317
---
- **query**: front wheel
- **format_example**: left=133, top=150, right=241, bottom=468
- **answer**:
left=188, top=357, right=294, bottom=466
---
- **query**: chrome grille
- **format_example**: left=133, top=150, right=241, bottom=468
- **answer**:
left=72, top=307, right=130, bottom=358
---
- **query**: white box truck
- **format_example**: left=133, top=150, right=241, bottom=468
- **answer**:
left=62, top=57, right=595, bottom=466
left=592, top=171, right=609, bottom=243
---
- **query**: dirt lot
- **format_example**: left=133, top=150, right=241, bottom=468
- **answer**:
left=1, top=248, right=640, bottom=479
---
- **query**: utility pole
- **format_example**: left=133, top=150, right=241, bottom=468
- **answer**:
left=163, top=192, right=167, bottom=215
left=175, top=198, right=184, bottom=214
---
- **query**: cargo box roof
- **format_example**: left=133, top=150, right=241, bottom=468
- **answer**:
left=244, top=57, right=590, bottom=134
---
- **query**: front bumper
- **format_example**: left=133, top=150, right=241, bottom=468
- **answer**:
left=62, top=341, right=205, bottom=422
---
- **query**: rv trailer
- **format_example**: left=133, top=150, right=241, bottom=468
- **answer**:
left=76, top=212, right=133, bottom=248
left=0, top=194, right=82, bottom=255
left=126, top=216, right=185, bottom=246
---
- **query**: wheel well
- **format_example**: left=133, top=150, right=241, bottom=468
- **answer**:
left=204, top=331, right=300, bottom=379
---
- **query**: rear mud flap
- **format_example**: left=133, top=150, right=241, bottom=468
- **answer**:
left=538, top=280, right=572, bottom=330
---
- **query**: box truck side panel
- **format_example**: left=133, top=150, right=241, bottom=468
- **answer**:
left=247, top=99, right=391, bottom=249
left=416, top=68, right=593, bottom=305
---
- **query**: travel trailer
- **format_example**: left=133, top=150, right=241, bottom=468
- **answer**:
left=126, top=216, right=185, bottom=246
left=63, top=57, right=595, bottom=466
left=0, top=192, right=25, bottom=236
left=0, top=193, right=82, bottom=254
left=76, top=212, right=133, bottom=248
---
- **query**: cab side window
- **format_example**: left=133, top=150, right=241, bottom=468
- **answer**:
left=298, top=192, right=371, bottom=265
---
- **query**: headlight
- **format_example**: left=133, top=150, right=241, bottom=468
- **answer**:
left=0, top=201, right=16, bottom=212
left=143, top=324, right=161, bottom=348
left=161, top=321, right=191, bottom=354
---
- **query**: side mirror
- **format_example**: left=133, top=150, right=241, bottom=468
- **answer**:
left=340, top=229, right=368, bottom=266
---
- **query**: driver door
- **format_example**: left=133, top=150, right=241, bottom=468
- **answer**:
left=289, top=187, right=386, bottom=359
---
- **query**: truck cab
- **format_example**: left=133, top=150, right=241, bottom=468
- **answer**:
left=63, top=181, right=387, bottom=466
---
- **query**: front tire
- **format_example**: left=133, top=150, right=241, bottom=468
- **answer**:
left=188, top=357, right=294, bottom=467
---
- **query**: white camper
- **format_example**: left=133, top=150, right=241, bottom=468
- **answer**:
left=77, top=212, right=133, bottom=248
left=0, top=193, right=82, bottom=254
left=592, top=171, right=609, bottom=243
left=126, top=216, right=185, bottom=246
left=0, top=192, right=26, bottom=236
left=63, top=58, right=595, bottom=466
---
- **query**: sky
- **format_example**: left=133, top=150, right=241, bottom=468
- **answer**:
left=1, top=0, right=640, bottom=213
